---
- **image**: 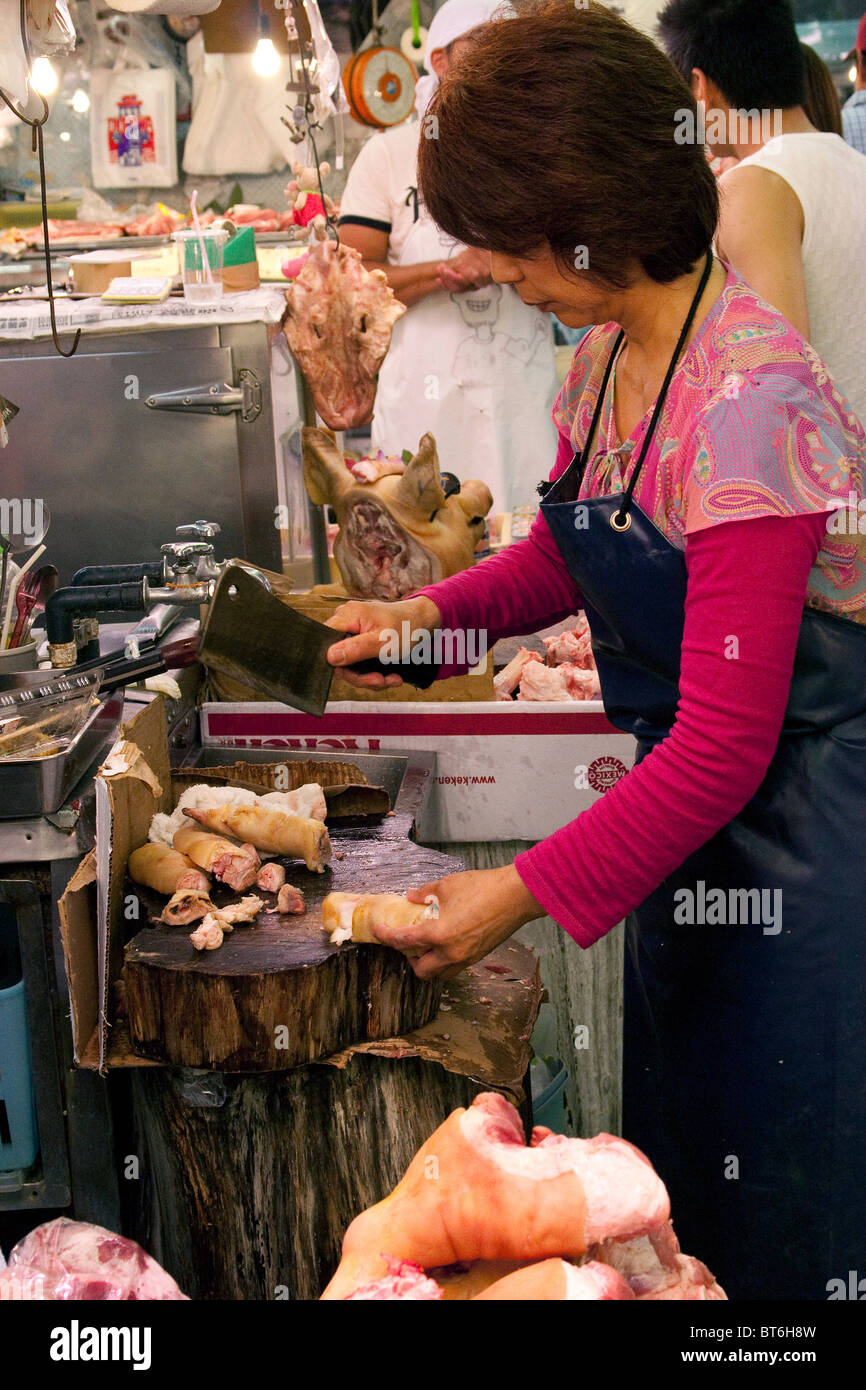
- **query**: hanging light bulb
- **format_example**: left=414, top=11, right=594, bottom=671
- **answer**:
left=252, top=37, right=281, bottom=78
left=31, top=56, right=59, bottom=97
left=850, top=63, right=858, bottom=84
left=71, top=87, right=90, bottom=114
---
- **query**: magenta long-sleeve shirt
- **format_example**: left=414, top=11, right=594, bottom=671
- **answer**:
left=417, top=431, right=828, bottom=947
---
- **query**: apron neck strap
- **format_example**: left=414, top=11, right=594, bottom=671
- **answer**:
left=613, top=249, right=715, bottom=525
left=573, top=326, right=625, bottom=482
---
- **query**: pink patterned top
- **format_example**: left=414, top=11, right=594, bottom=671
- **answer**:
left=417, top=269, right=866, bottom=947
left=553, top=267, right=866, bottom=615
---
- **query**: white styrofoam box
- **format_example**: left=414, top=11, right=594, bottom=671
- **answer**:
left=200, top=701, right=637, bottom=842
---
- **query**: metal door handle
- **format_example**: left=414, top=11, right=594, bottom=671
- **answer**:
left=145, top=368, right=262, bottom=422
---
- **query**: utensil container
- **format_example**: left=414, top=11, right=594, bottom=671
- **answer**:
left=0, top=912, right=37, bottom=1173
left=173, top=229, right=228, bottom=303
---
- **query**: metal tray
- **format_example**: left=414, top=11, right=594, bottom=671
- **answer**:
left=0, top=689, right=124, bottom=819
left=180, top=744, right=436, bottom=840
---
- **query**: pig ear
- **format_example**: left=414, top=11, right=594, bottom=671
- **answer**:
left=391, top=434, right=446, bottom=515
left=302, top=426, right=353, bottom=507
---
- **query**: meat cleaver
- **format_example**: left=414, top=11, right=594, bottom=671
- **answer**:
left=198, top=563, right=438, bottom=716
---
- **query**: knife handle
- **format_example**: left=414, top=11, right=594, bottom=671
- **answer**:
left=331, top=632, right=439, bottom=689
left=347, top=656, right=439, bottom=689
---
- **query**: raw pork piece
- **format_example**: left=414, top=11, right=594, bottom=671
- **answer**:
left=128, top=842, right=210, bottom=896
left=322, top=1091, right=669, bottom=1298
left=225, top=204, right=279, bottom=231
left=516, top=662, right=572, bottom=702
left=190, top=914, right=226, bottom=951
left=344, top=1258, right=443, bottom=1301
left=0, top=1219, right=186, bottom=1301
left=322, top=891, right=437, bottom=945
left=125, top=208, right=185, bottom=237
left=475, top=1258, right=634, bottom=1301
left=216, top=895, right=265, bottom=924
left=159, top=888, right=214, bottom=927
left=259, top=785, right=327, bottom=823
left=517, top=660, right=600, bottom=702
left=149, top=782, right=327, bottom=850
left=591, top=1221, right=727, bottom=1301
left=189, top=896, right=264, bottom=951
left=544, top=615, right=595, bottom=669
left=562, top=663, right=601, bottom=700
left=303, top=426, right=492, bottom=601
left=285, top=240, right=406, bottom=430
left=256, top=862, right=286, bottom=893
left=276, top=882, right=306, bottom=915
left=185, top=804, right=331, bottom=874
left=40, top=220, right=125, bottom=243
left=172, top=826, right=261, bottom=891
left=493, top=647, right=541, bottom=700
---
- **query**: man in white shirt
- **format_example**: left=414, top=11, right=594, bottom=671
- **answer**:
left=842, top=13, right=866, bottom=156
left=338, top=0, right=558, bottom=512
left=660, top=0, right=866, bottom=424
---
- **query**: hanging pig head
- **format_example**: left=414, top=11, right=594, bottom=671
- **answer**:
left=285, top=241, right=406, bottom=431
left=303, top=427, right=493, bottom=602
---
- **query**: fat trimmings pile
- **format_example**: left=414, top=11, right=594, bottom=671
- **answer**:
left=149, top=782, right=327, bottom=849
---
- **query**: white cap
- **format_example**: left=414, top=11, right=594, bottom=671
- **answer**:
left=414, top=0, right=512, bottom=116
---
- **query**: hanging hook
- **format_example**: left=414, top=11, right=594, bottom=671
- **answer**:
left=0, top=0, right=80, bottom=356
left=285, top=0, right=340, bottom=245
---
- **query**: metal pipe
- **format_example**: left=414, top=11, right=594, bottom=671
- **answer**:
left=143, top=581, right=214, bottom=606
left=70, top=562, right=164, bottom=587
left=46, top=582, right=147, bottom=646
left=301, top=378, right=332, bottom=586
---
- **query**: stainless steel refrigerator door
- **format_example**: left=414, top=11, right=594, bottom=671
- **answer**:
left=0, top=327, right=282, bottom=582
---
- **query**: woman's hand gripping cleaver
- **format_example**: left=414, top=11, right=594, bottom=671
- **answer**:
left=198, top=563, right=438, bottom=716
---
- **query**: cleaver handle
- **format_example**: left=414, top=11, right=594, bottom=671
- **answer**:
left=332, top=633, right=439, bottom=690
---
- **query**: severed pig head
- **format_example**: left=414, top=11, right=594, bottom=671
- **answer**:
left=285, top=241, right=406, bottom=431
left=303, top=427, right=493, bottom=602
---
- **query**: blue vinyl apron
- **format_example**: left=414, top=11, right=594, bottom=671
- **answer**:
left=540, top=258, right=866, bottom=1301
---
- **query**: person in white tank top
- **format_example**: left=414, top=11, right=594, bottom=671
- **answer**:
left=660, top=0, right=866, bottom=425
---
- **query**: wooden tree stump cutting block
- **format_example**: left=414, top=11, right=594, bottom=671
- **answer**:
left=129, top=940, right=541, bottom=1300
left=123, top=839, right=457, bottom=1071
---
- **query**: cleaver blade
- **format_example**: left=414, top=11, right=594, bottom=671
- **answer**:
left=198, top=564, right=340, bottom=716
left=198, top=563, right=437, bottom=717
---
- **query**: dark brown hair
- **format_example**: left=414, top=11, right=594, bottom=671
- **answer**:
left=800, top=42, right=843, bottom=137
left=417, top=0, right=719, bottom=287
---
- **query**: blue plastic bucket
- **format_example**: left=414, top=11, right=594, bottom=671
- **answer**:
left=532, top=1066, right=569, bottom=1134
left=0, top=978, right=38, bottom=1172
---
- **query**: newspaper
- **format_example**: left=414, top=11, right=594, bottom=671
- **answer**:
left=0, top=287, right=288, bottom=342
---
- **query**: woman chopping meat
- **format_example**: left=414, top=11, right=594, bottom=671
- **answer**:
left=326, top=2, right=866, bottom=1301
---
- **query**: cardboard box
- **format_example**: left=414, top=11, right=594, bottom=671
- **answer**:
left=67, top=251, right=132, bottom=294
left=201, top=700, right=637, bottom=842
left=59, top=699, right=170, bottom=1072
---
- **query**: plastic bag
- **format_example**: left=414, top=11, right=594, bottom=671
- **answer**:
left=90, top=55, right=178, bottom=188
left=26, top=0, right=75, bottom=57
left=0, top=0, right=33, bottom=112
left=0, top=1218, right=188, bottom=1301
left=183, top=32, right=296, bottom=176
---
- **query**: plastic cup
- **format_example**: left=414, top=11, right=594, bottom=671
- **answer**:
left=173, top=229, right=228, bottom=304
